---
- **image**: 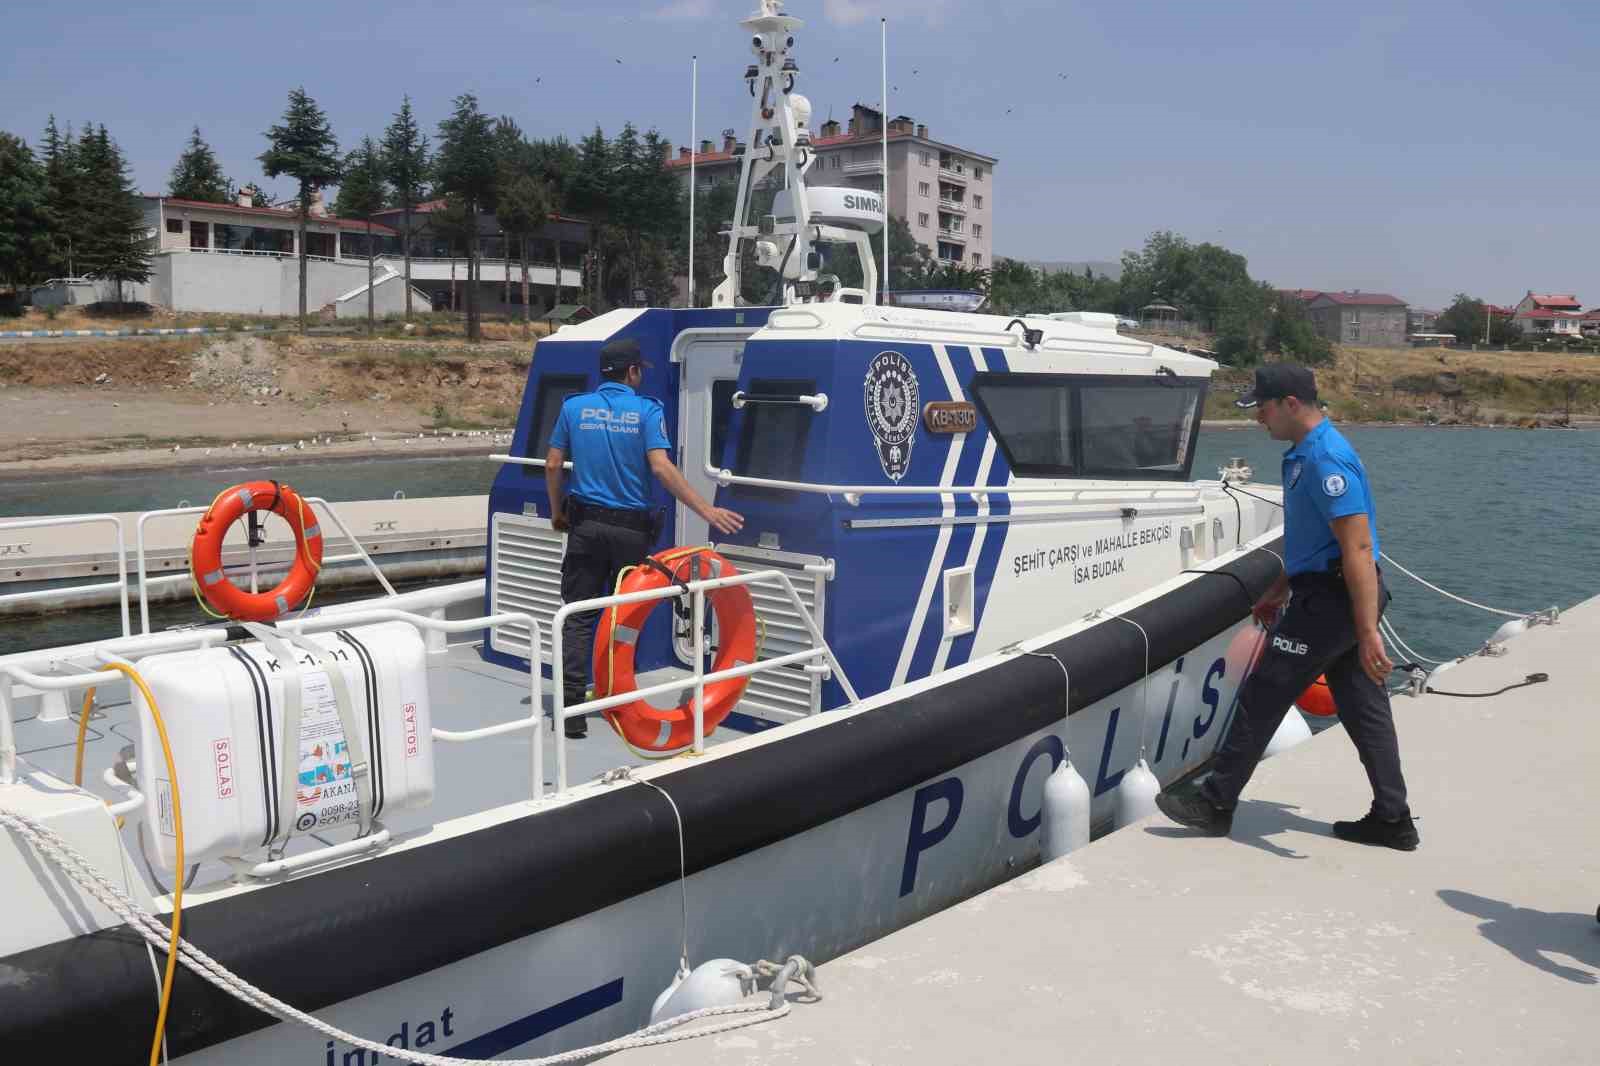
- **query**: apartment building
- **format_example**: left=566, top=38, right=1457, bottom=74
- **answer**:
left=668, top=104, right=997, bottom=269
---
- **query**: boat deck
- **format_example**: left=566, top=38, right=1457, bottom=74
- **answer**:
left=628, top=594, right=1600, bottom=1066
left=12, top=639, right=771, bottom=890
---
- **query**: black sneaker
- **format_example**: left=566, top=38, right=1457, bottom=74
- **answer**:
left=562, top=697, right=588, bottom=740
left=1155, top=790, right=1233, bottom=836
left=1332, top=811, right=1419, bottom=851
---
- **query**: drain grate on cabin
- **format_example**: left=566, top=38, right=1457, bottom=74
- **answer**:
left=711, top=544, right=829, bottom=721
left=488, top=512, right=565, bottom=664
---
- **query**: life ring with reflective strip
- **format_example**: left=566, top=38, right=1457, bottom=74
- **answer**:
left=593, top=548, right=757, bottom=752
left=190, top=480, right=323, bottom=622
left=1297, top=674, right=1338, bottom=717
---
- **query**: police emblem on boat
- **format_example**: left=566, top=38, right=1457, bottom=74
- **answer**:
left=865, top=350, right=919, bottom=481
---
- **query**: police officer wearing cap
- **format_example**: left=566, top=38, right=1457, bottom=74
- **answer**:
left=1156, top=364, right=1418, bottom=849
left=545, top=338, right=744, bottom=738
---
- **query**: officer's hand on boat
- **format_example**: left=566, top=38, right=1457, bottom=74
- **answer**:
left=1252, top=594, right=1286, bottom=629
left=706, top=507, right=744, bottom=536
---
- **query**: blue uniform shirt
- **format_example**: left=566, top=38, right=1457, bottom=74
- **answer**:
left=1281, top=418, right=1380, bottom=575
left=549, top=381, right=672, bottom=511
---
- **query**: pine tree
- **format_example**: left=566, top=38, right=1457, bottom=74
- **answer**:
left=75, top=126, right=153, bottom=308
left=168, top=126, right=231, bottom=202
left=39, top=115, right=86, bottom=278
left=434, top=94, right=497, bottom=342
left=0, top=132, right=53, bottom=296
left=335, top=137, right=389, bottom=336
left=567, top=127, right=613, bottom=310
left=259, top=87, right=341, bottom=331
left=496, top=172, right=550, bottom=339
left=381, top=95, right=430, bottom=321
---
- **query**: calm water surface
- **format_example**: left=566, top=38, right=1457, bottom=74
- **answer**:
left=3, top=427, right=1595, bottom=660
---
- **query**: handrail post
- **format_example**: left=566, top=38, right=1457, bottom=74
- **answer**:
left=0, top=683, right=17, bottom=785
left=692, top=585, right=706, bottom=754
left=552, top=606, right=569, bottom=793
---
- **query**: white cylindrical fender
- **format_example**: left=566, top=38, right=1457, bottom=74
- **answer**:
left=650, top=959, right=751, bottom=1024
left=1489, top=617, right=1527, bottom=646
left=1041, top=755, right=1092, bottom=861
left=1112, top=757, right=1160, bottom=829
left=1263, top=707, right=1312, bottom=758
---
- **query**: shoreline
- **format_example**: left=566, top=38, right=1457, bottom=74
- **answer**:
left=0, top=436, right=505, bottom=483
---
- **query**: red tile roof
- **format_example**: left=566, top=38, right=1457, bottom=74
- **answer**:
left=1527, top=292, right=1580, bottom=309
left=1312, top=291, right=1406, bottom=307
left=1276, top=288, right=1322, bottom=302
left=1515, top=308, right=1584, bottom=319
left=159, top=196, right=398, bottom=236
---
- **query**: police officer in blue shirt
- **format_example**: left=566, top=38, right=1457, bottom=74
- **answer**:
left=544, top=338, right=743, bottom=738
left=1157, top=365, right=1417, bottom=849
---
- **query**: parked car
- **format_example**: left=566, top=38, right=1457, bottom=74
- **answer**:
left=1117, top=317, right=1140, bottom=331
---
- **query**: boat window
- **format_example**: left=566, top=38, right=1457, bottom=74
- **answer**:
left=709, top=378, right=739, bottom=468
left=1079, top=382, right=1202, bottom=478
left=528, top=373, right=589, bottom=473
left=736, top=378, right=816, bottom=485
left=971, top=373, right=1206, bottom=481
left=970, top=376, right=1076, bottom=476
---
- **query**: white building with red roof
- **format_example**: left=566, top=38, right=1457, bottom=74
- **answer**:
left=1510, top=291, right=1589, bottom=336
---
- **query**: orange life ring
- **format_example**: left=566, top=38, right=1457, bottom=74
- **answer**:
left=190, top=480, right=324, bottom=622
left=593, top=548, right=758, bottom=752
left=1297, top=674, right=1338, bottom=717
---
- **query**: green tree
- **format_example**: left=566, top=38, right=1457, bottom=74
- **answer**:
left=0, top=132, right=53, bottom=297
left=525, top=136, right=580, bottom=306
left=496, top=172, right=550, bottom=338
left=259, top=87, right=341, bottom=331
left=567, top=127, right=614, bottom=310
left=168, top=126, right=231, bottom=202
left=681, top=176, right=736, bottom=307
left=39, top=116, right=86, bottom=278
left=1436, top=293, right=1517, bottom=346
left=1264, top=291, right=1333, bottom=364
left=988, top=258, right=1044, bottom=314
left=381, top=95, right=431, bottom=321
left=335, top=137, right=389, bottom=336
left=434, top=93, right=498, bottom=341
left=610, top=125, right=681, bottom=299
left=75, top=126, right=152, bottom=307
left=829, top=214, right=929, bottom=294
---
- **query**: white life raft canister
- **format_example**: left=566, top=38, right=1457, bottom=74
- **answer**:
left=131, top=621, right=435, bottom=868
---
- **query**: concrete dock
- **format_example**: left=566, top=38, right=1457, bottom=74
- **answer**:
left=633, top=596, right=1600, bottom=1066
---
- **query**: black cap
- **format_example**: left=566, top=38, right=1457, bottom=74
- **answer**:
left=598, top=337, right=652, bottom=374
left=1236, top=364, right=1318, bottom=408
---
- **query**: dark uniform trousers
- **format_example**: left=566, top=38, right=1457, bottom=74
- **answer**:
left=1203, top=572, right=1410, bottom=820
left=560, top=509, right=653, bottom=705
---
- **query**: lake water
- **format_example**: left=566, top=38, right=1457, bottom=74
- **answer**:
left=3, top=426, right=1595, bottom=661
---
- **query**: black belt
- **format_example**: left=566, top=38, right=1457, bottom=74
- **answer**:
left=569, top=498, right=653, bottom=532
left=1290, top=559, right=1382, bottom=586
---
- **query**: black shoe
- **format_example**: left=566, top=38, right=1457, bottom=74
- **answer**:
left=1332, top=811, right=1419, bottom=851
left=564, top=719, right=588, bottom=740
left=1155, top=789, right=1233, bottom=836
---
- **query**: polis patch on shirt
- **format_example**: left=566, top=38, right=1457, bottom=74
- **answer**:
left=865, top=350, right=918, bottom=481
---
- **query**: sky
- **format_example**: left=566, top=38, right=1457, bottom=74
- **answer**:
left=4, top=0, right=1597, bottom=310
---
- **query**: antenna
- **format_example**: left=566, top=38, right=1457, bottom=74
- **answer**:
left=880, top=18, right=888, bottom=299
left=689, top=55, right=697, bottom=308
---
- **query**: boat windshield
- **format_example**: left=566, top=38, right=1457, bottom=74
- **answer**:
left=971, top=373, right=1204, bottom=481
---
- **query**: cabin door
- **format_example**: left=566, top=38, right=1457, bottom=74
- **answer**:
left=675, top=335, right=747, bottom=547
left=674, top=334, right=748, bottom=666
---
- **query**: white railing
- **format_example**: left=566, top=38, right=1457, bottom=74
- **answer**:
left=842, top=159, right=884, bottom=175
left=0, top=515, right=131, bottom=636
left=549, top=565, right=856, bottom=792
left=134, top=497, right=397, bottom=634
left=938, top=199, right=967, bottom=213
left=488, top=452, right=1207, bottom=508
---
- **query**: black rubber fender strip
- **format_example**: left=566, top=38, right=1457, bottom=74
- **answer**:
left=0, top=539, right=1282, bottom=1060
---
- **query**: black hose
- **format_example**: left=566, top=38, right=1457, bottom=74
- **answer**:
left=1427, top=672, right=1549, bottom=699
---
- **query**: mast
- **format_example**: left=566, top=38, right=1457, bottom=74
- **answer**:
left=710, top=1, right=881, bottom=308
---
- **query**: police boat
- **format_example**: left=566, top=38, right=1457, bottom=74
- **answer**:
left=0, top=3, right=1288, bottom=1061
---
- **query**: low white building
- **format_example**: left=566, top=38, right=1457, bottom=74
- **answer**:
left=140, top=193, right=424, bottom=316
